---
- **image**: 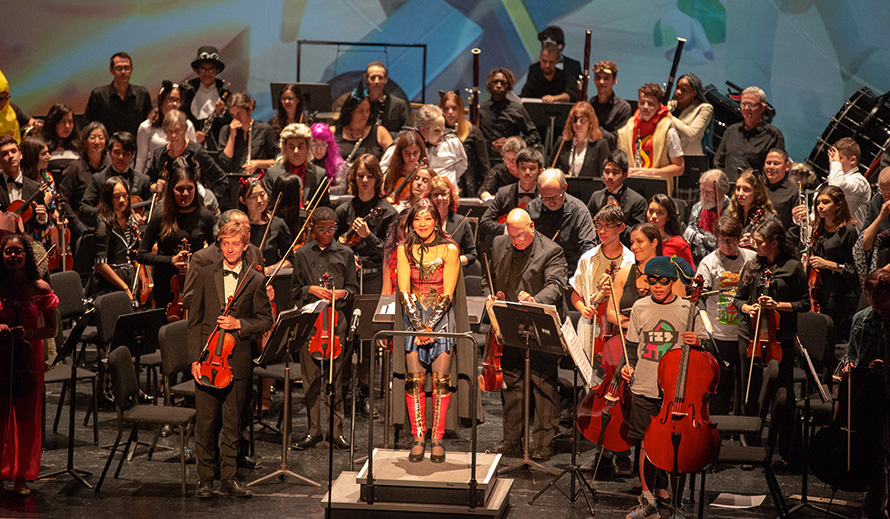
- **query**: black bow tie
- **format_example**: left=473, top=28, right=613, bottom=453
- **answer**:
left=5, top=177, right=22, bottom=190
left=223, top=269, right=239, bottom=278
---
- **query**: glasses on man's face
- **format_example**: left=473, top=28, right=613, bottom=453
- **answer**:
left=646, top=275, right=672, bottom=286
left=541, top=193, right=565, bottom=203
left=740, top=102, right=759, bottom=109
left=595, top=223, right=619, bottom=232
left=315, top=226, right=337, bottom=234
left=3, top=247, right=25, bottom=256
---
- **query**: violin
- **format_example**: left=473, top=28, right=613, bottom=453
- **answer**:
left=808, top=362, right=885, bottom=492
left=128, top=220, right=153, bottom=310
left=338, top=207, right=385, bottom=248
left=643, top=275, right=721, bottom=474
left=166, top=238, right=191, bottom=322
left=387, top=157, right=428, bottom=205
left=496, top=200, right=529, bottom=225
left=0, top=327, right=36, bottom=398
left=744, top=268, right=782, bottom=404
left=308, top=272, right=341, bottom=360
left=197, top=262, right=255, bottom=388
left=479, top=254, right=504, bottom=392
left=1, top=181, right=53, bottom=233
left=47, top=213, right=73, bottom=272
left=590, top=267, right=620, bottom=363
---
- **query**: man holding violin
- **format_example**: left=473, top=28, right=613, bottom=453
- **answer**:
left=290, top=206, right=357, bottom=450
left=188, top=219, right=272, bottom=499
left=0, top=135, right=50, bottom=236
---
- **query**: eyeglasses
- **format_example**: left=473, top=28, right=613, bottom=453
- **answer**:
left=595, top=223, right=620, bottom=231
left=0, top=94, right=10, bottom=103
left=541, top=193, right=565, bottom=203
left=310, top=142, right=328, bottom=149
left=315, top=226, right=337, bottom=234
left=112, top=66, right=132, bottom=72
left=740, top=102, right=760, bottom=109
left=430, top=192, right=450, bottom=200
left=3, top=247, right=25, bottom=256
left=646, top=275, right=672, bottom=286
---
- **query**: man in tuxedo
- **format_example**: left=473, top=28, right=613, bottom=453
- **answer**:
left=490, top=208, right=567, bottom=460
left=0, top=135, right=49, bottom=235
left=188, top=219, right=273, bottom=498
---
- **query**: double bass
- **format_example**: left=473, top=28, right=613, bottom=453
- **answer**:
left=643, top=276, right=721, bottom=474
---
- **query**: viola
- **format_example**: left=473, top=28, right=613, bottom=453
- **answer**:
left=308, top=272, right=341, bottom=360
left=496, top=200, right=528, bottom=225
left=643, top=276, right=721, bottom=474
left=338, top=207, right=385, bottom=248
left=576, top=335, right=633, bottom=453
left=128, top=221, right=153, bottom=309
left=197, top=262, right=255, bottom=388
left=744, top=268, right=782, bottom=403
left=0, top=329, right=36, bottom=398
left=808, top=364, right=885, bottom=491
left=1, top=181, right=53, bottom=233
left=47, top=216, right=73, bottom=272
left=166, top=238, right=191, bottom=322
left=386, top=158, right=428, bottom=205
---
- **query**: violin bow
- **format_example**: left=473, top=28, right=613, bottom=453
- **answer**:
left=607, top=276, right=631, bottom=368
left=37, top=244, right=57, bottom=267
left=266, top=177, right=330, bottom=286
left=389, top=158, right=427, bottom=201
left=258, top=192, right=283, bottom=254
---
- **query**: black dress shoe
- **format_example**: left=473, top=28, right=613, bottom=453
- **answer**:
left=492, top=440, right=521, bottom=457
left=237, top=454, right=263, bottom=469
left=220, top=478, right=253, bottom=498
left=292, top=433, right=323, bottom=450
left=531, top=444, right=552, bottom=461
left=328, top=435, right=350, bottom=450
left=359, top=397, right=379, bottom=419
left=195, top=480, right=214, bottom=499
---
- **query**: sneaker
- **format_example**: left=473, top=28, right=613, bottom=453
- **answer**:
left=626, top=497, right=659, bottom=519
left=614, top=451, right=633, bottom=477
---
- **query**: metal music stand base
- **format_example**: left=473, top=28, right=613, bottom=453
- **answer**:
left=528, top=366, right=595, bottom=512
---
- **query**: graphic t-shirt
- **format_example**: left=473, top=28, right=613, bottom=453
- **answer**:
left=695, top=248, right=756, bottom=340
left=626, top=295, right=709, bottom=399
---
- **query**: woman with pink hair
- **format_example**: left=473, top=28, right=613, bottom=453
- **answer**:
left=310, top=123, right=347, bottom=194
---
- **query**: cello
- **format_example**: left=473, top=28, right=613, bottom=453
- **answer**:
left=308, top=272, right=341, bottom=361
left=744, top=268, right=782, bottom=405
left=576, top=276, right=633, bottom=454
left=197, top=262, right=256, bottom=389
left=479, top=253, right=504, bottom=392
left=643, top=276, right=721, bottom=474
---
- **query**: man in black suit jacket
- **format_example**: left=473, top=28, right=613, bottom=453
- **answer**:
left=79, top=132, right=151, bottom=228
left=0, top=135, right=49, bottom=235
left=490, top=209, right=567, bottom=461
left=188, top=220, right=272, bottom=498
left=478, top=147, right=542, bottom=245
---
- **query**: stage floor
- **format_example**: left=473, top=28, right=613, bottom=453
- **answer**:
left=11, top=379, right=866, bottom=519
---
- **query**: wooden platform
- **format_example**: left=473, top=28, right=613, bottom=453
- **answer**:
left=320, top=449, right=512, bottom=518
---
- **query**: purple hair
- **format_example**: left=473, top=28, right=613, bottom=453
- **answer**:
left=310, top=123, right=343, bottom=181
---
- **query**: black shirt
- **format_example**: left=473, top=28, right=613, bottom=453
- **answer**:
left=334, top=196, right=397, bottom=272
left=79, top=166, right=152, bottom=228
left=589, top=93, right=632, bottom=151
left=335, top=124, right=385, bottom=162
left=733, top=255, right=809, bottom=341
left=479, top=97, right=541, bottom=163
left=766, top=176, right=799, bottom=233
left=249, top=217, right=292, bottom=267
left=217, top=120, right=278, bottom=173
left=519, top=66, right=577, bottom=101
left=864, top=192, right=890, bottom=236
left=368, top=94, right=409, bottom=135
left=479, top=162, right=516, bottom=196
left=290, top=240, right=359, bottom=322
left=525, top=193, right=596, bottom=276
left=457, top=124, right=490, bottom=198
left=714, top=121, right=785, bottom=181
left=59, top=155, right=110, bottom=229
left=587, top=185, right=648, bottom=246
left=446, top=213, right=477, bottom=267
left=147, top=141, right=228, bottom=201
left=84, top=83, right=153, bottom=137
left=812, top=225, right=860, bottom=306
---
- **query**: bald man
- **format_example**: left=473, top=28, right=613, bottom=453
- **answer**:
left=490, top=208, right=568, bottom=461
left=524, top=168, right=596, bottom=276
left=863, top=167, right=890, bottom=237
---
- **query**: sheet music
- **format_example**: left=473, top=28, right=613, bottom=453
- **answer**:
left=562, top=317, right=594, bottom=387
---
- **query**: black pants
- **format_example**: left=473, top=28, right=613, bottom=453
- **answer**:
left=195, top=377, right=248, bottom=482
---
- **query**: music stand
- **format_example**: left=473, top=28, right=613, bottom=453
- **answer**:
left=40, top=308, right=97, bottom=488
left=522, top=99, right=573, bottom=157
left=352, top=294, right=384, bottom=465
left=566, top=177, right=603, bottom=206
left=248, top=301, right=325, bottom=487
left=488, top=300, right=566, bottom=477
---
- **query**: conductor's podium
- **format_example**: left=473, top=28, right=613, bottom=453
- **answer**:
left=323, top=448, right=512, bottom=518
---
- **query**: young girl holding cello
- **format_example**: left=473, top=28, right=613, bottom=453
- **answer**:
left=806, top=185, right=860, bottom=341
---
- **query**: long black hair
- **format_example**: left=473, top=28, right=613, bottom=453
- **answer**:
left=402, top=198, right=456, bottom=266
left=0, top=234, right=39, bottom=281
left=41, top=103, right=80, bottom=153
left=649, top=193, right=683, bottom=237
left=159, top=157, right=203, bottom=240
left=742, top=219, right=796, bottom=285
left=97, top=175, right=131, bottom=226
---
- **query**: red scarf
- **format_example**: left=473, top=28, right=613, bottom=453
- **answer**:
left=632, top=105, right=669, bottom=168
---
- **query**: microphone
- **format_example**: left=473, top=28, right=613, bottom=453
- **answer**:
left=347, top=308, right=362, bottom=342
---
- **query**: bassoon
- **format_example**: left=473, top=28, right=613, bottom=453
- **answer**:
left=469, top=48, right=481, bottom=126
left=579, top=30, right=591, bottom=101
left=662, top=37, right=686, bottom=104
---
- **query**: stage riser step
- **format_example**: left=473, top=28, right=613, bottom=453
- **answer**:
left=360, top=484, right=485, bottom=506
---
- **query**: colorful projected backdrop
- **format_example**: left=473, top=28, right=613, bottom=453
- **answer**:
left=3, top=0, right=889, bottom=161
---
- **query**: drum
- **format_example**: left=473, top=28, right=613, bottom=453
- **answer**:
left=807, top=87, right=890, bottom=179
